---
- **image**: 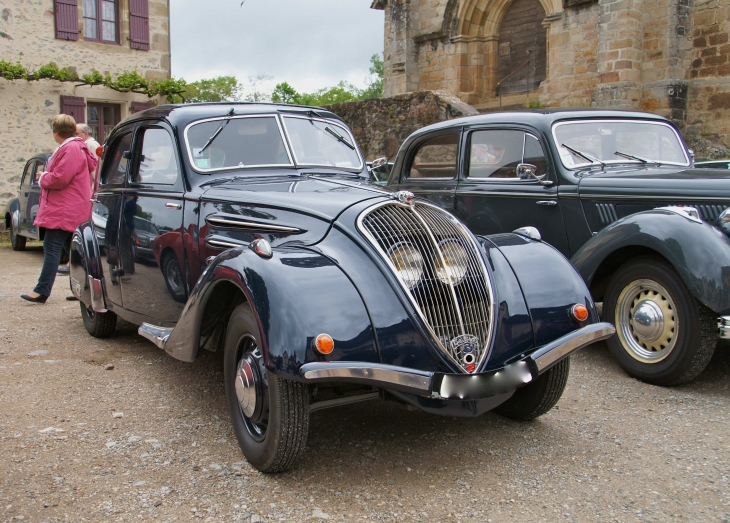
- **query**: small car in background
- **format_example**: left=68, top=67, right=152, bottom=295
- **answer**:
left=386, top=109, right=730, bottom=386
left=4, top=153, right=51, bottom=250
left=70, top=102, right=613, bottom=472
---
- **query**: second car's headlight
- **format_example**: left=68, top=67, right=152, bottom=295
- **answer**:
left=388, top=243, right=424, bottom=289
left=435, top=240, right=469, bottom=285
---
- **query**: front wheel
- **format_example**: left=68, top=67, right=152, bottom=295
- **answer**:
left=493, top=358, right=570, bottom=421
left=10, top=217, right=26, bottom=251
left=603, top=257, right=716, bottom=385
left=80, top=302, right=117, bottom=338
left=224, top=303, right=309, bottom=473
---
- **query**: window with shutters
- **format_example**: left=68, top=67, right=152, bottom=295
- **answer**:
left=88, top=103, right=121, bottom=142
left=82, top=0, right=119, bottom=44
left=129, top=0, right=150, bottom=51
left=55, top=0, right=80, bottom=41
left=60, top=96, right=86, bottom=124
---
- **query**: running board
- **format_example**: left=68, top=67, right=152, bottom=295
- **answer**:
left=138, top=323, right=174, bottom=350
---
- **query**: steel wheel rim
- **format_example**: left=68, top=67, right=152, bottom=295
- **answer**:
left=234, top=335, right=268, bottom=442
left=615, top=279, right=678, bottom=363
left=165, top=258, right=184, bottom=295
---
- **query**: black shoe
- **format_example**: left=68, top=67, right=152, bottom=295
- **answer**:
left=57, top=266, right=70, bottom=275
left=21, top=294, right=48, bottom=304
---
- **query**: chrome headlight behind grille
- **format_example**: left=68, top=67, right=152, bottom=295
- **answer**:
left=435, top=239, right=469, bottom=285
left=388, top=242, right=424, bottom=289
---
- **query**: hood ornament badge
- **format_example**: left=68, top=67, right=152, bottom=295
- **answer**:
left=393, top=191, right=414, bottom=206
left=451, top=334, right=481, bottom=373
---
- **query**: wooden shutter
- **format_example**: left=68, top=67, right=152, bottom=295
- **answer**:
left=131, top=101, right=154, bottom=114
left=60, top=95, right=86, bottom=124
left=129, top=0, right=150, bottom=51
left=55, top=0, right=80, bottom=41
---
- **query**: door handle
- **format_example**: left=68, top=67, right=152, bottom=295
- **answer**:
left=89, top=198, right=99, bottom=203
left=536, top=200, right=558, bottom=206
left=166, top=203, right=182, bottom=210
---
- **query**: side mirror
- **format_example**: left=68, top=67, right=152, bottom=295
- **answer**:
left=371, top=157, right=388, bottom=169
left=517, top=163, right=553, bottom=186
left=122, top=151, right=132, bottom=160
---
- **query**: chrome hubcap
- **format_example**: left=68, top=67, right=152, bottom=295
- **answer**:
left=235, top=357, right=257, bottom=418
left=616, top=279, right=677, bottom=363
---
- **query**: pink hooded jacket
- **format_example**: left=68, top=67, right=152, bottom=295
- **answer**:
left=34, top=137, right=98, bottom=232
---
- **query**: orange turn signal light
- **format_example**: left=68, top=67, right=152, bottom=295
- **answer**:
left=96, top=146, right=104, bottom=158
left=571, top=304, right=589, bottom=322
left=314, top=333, right=335, bottom=355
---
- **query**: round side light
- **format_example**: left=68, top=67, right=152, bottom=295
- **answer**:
left=571, top=304, right=589, bottom=322
left=314, top=333, right=335, bottom=355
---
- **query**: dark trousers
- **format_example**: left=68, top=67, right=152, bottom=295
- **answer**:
left=34, top=228, right=71, bottom=297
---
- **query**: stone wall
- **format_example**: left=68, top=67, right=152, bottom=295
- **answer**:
left=326, top=91, right=478, bottom=161
left=0, top=0, right=170, bottom=210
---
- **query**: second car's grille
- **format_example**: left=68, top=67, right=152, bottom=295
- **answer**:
left=358, top=200, right=494, bottom=373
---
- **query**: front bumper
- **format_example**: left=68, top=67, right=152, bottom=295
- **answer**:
left=299, top=322, right=615, bottom=400
left=720, top=316, right=730, bottom=340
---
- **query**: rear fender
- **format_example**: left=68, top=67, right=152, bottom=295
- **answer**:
left=70, top=221, right=105, bottom=310
left=571, top=210, right=730, bottom=315
left=4, top=199, right=20, bottom=231
left=164, top=246, right=379, bottom=379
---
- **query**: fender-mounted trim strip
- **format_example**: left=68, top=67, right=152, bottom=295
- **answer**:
left=719, top=316, right=730, bottom=340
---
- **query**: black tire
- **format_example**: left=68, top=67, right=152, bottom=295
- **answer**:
left=80, top=301, right=117, bottom=338
left=224, top=303, right=309, bottom=473
left=161, top=252, right=186, bottom=303
left=603, top=256, right=716, bottom=386
left=493, top=358, right=570, bottom=421
left=10, top=221, right=26, bottom=251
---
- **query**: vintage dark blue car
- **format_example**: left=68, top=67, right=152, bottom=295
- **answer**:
left=70, top=103, right=613, bottom=472
left=4, top=153, right=51, bottom=250
left=385, top=109, right=730, bottom=386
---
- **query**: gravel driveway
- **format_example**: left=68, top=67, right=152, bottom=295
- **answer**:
left=1, top=242, right=729, bottom=522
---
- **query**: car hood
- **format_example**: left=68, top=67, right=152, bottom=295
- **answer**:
left=201, top=175, right=390, bottom=222
left=577, top=166, right=730, bottom=200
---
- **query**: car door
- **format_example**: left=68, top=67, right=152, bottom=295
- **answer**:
left=118, top=125, right=185, bottom=324
left=92, top=126, right=135, bottom=307
left=390, top=129, right=462, bottom=212
left=17, top=160, right=34, bottom=235
left=454, top=127, right=571, bottom=256
left=24, top=159, right=44, bottom=239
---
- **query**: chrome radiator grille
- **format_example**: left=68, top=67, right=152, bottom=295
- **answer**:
left=358, top=200, right=494, bottom=373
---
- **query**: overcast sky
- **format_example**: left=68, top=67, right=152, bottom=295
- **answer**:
left=170, top=1, right=385, bottom=95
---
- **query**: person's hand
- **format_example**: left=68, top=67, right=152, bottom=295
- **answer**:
left=37, top=171, right=47, bottom=184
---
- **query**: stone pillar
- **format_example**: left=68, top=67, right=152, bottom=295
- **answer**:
left=382, top=0, right=419, bottom=96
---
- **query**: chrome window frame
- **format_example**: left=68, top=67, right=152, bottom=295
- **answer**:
left=280, top=114, right=364, bottom=171
left=466, top=129, right=547, bottom=182
left=183, top=114, right=294, bottom=174
left=404, top=132, right=461, bottom=181
left=552, top=119, right=691, bottom=169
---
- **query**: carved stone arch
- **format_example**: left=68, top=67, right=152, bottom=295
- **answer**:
left=455, top=0, right=559, bottom=39
left=442, top=0, right=460, bottom=38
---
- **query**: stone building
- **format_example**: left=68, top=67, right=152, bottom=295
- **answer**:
left=0, top=0, right=171, bottom=206
left=371, top=0, right=730, bottom=157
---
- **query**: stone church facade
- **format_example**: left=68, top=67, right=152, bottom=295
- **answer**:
left=371, top=0, right=730, bottom=157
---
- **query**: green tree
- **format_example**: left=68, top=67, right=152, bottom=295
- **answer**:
left=178, top=76, right=242, bottom=103
left=271, top=82, right=300, bottom=104
left=361, top=53, right=384, bottom=100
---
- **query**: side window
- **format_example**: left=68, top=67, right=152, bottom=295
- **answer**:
left=20, top=161, right=33, bottom=187
left=468, top=130, right=547, bottom=179
left=134, top=128, right=179, bottom=185
left=32, top=161, right=46, bottom=185
left=101, top=132, right=132, bottom=186
left=407, top=133, right=459, bottom=179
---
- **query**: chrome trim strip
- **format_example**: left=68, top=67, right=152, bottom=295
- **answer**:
left=138, top=323, right=174, bottom=350
left=583, top=195, right=730, bottom=203
left=205, top=236, right=247, bottom=250
left=205, top=215, right=300, bottom=233
left=309, top=392, right=380, bottom=413
left=719, top=316, right=730, bottom=340
left=531, top=322, right=616, bottom=373
left=300, top=362, right=432, bottom=394
left=455, top=191, right=550, bottom=198
left=88, top=275, right=107, bottom=313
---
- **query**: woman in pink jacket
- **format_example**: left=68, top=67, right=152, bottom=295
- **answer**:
left=21, top=114, right=98, bottom=303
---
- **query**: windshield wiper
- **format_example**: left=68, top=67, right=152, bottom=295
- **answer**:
left=614, top=151, right=661, bottom=165
left=561, top=143, right=605, bottom=168
left=198, top=108, right=235, bottom=155
left=324, top=126, right=356, bottom=150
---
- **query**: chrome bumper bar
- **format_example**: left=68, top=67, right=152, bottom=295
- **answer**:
left=300, top=322, right=615, bottom=401
left=720, top=316, right=730, bottom=340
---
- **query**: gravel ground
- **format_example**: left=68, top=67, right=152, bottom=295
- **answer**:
left=1, top=242, right=729, bottom=523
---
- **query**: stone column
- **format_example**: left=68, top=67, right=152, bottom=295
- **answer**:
left=382, top=0, right=419, bottom=96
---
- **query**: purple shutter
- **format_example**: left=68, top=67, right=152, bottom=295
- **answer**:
left=131, top=101, right=154, bottom=113
left=60, top=95, right=86, bottom=124
left=55, top=0, right=80, bottom=41
left=129, top=0, right=150, bottom=51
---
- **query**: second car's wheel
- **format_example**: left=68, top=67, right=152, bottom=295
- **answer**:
left=493, top=358, right=570, bottom=421
left=161, top=253, right=186, bottom=303
left=224, top=303, right=309, bottom=473
left=603, top=257, right=716, bottom=386
left=10, top=215, right=26, bottom=251
left=80, top=302, right=117, bottom=338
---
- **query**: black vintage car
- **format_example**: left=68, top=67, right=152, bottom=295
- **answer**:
left=70, top=103, right=613, bottom=472
left=4, top=153, right=51, bottom=250
left=386, top=109, right=730, bottom=386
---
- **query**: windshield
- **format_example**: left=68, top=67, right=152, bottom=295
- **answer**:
left=185, top=115, right=293, bottom=172
left=282, top=116, right=363, bottom=170
left=553, top=120, right=690, bottom=169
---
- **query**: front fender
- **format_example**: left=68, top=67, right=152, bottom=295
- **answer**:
left=4, top=198, right=20, bottom=230
left=70, top=220, right=105, bottom=309
left=571, top=210, right=730, bottom=315
left=164, top=246, right=379, bottom=378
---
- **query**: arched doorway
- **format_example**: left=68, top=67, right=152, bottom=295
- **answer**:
left=496, top=0, right=547, bottom=95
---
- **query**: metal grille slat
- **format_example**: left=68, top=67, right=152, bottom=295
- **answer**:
left=359, top=201, right=494, bottom=373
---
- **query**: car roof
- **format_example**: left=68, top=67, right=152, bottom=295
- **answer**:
left=411, top=108, right=673, bottom=135
left=119, top=102, right=346, bottom=130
